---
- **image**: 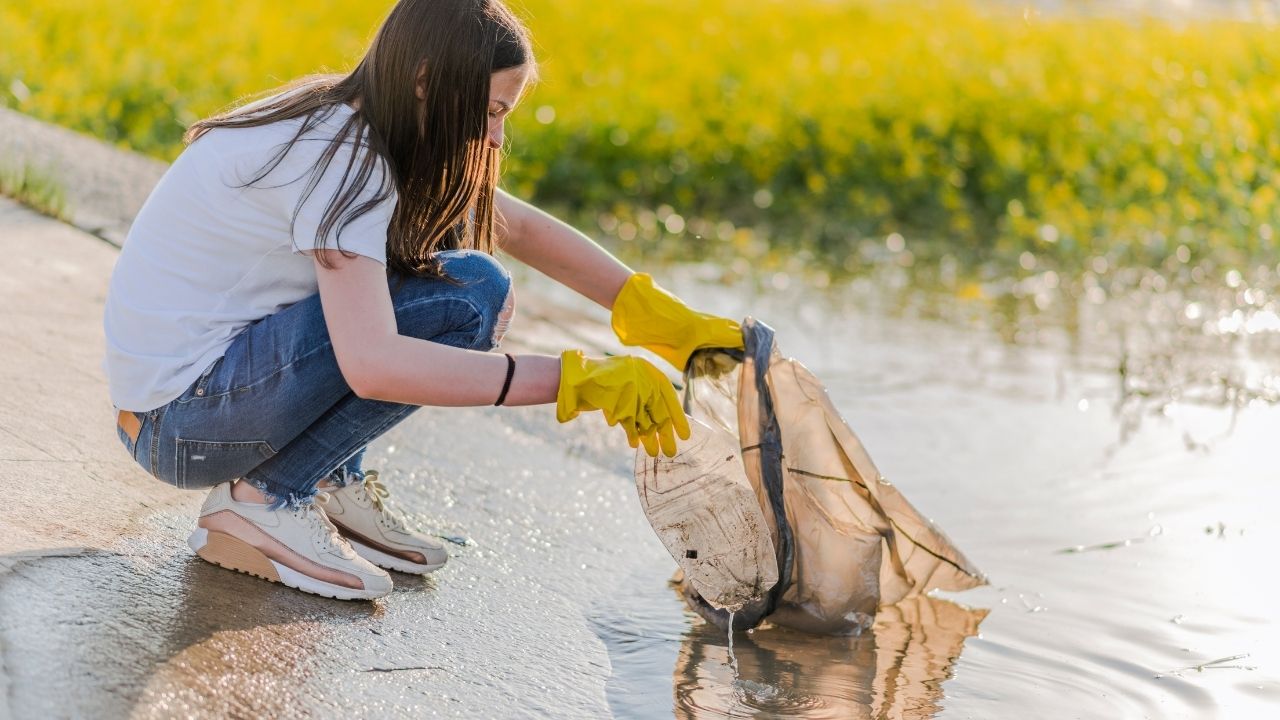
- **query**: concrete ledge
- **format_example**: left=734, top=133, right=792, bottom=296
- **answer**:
left=0, top=108, right=167, bottom=247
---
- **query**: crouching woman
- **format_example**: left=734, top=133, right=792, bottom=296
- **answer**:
left=103, top=0, right=741, bottom=600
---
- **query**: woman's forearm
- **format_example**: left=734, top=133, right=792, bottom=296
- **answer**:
left=314, top=249, right=561, bottom=408
left=358, top=335, right=561, bottom=407
left=355, top=190, right=635, bottom=408
left=496, top=189, right=633, bottom=308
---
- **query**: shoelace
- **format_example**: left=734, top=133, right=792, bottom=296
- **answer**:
left=356, top=470, right=409, bottom=532
left=362, top=470, right=389, bottom=511
left=299, top=492, right=350, bottom=555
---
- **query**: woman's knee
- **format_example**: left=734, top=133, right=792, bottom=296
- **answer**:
left=493, top=277, right=514, bottom=346
left=392, top=250, right=514, bottom=350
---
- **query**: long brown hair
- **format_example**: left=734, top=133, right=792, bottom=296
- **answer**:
left=186, top=0, right=533, bottom=278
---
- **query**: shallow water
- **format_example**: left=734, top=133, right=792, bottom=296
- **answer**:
left=585, top=266, right=1280, bottom=719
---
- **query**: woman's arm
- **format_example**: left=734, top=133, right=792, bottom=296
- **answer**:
left=314, top=250, right=685, bottom=456
left=495, top=189, right=633, bottom=308
left=315, top=251, right=560, bottom=406
left=494, top=190, right=744, bottom=371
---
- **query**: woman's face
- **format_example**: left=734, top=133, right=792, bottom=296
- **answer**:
left=486, top=64, right=531, bottom=150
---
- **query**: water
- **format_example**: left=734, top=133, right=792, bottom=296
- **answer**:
left=725, top=611, right=736, bottom=677
left=587, top=264, right=1280, bottom=719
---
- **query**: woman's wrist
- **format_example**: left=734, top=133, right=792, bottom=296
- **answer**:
left=495, top=353, right=562, bottom=407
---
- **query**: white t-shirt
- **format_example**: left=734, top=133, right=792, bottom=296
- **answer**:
left=103, top=103, right=395, bottom=412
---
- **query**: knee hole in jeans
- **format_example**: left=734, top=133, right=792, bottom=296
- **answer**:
left=492, top=281, right=515, bottom=347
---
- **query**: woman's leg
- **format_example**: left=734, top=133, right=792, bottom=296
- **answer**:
left=145, top=249, right=514, bottom=507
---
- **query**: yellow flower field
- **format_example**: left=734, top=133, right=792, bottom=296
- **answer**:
left=2, top=0, right=1277, bottom=272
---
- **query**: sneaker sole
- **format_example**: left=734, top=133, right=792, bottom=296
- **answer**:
left=187, top=528, right=391, bottom=600
left=347, top=538, right=447, bottom=575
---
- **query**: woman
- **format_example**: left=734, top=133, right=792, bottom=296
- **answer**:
left=103, top=0, right=742, bottom=600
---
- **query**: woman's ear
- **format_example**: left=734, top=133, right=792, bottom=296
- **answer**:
left=415, top=60, right=428, bottom=101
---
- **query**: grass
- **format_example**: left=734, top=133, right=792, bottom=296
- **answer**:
left=0, top=163, right=69, bottom=221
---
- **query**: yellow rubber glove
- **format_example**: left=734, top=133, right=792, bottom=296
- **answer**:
left=610, top=273, right=745, bottom=371
left=557, top=350, right=692, bottom=457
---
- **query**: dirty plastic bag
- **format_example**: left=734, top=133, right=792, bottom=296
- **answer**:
left=634, top=417, right=779, bottom=610
left=636, top=318, right=986, bottom=634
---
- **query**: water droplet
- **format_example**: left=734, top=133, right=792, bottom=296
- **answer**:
left=726, top=610, right=739, bottom=675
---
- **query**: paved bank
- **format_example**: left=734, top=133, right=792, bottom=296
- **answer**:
left=0, top=107, right=167, bottom=247
left=0, top=198, right=193, bottom=552
left=0, top=111, right=677, bottom=717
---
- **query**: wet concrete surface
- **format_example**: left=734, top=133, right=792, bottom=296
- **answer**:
left=1, top=410, right=669, bottom=718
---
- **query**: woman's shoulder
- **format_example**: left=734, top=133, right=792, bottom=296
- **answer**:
left=193, top=103, right=353, bottom=150
left=174, top=100, right=390, bottom=206
left=190, top=103, right=376, bottom=178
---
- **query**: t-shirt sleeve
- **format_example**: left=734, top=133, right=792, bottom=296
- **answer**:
left=287, top=139, right=396, bottom=266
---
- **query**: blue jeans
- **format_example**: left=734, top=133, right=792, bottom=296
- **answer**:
left=114, top=250, right=514, bottom=508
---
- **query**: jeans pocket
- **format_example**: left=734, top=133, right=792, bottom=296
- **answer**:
left=175, top=438, right=277, bottom=490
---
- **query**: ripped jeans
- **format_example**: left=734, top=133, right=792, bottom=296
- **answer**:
left=114, top=250, right=514, bottom=508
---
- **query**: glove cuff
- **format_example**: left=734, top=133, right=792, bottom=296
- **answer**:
left=610, top=272, right=657, bottom=345
left=555, top=349, right=588, bottom=423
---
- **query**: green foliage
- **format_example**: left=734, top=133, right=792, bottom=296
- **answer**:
left=0, top=163, right=68, bottom=220
left=2, top=0, right=1276, bottom=274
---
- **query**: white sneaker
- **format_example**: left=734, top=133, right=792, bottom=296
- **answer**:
left=323, top=470, right=449, bottom=574
left=187, top=481, right=393, bottom=600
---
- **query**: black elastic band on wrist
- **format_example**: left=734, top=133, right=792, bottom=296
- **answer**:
left=493, top=353, right=516, bottom=406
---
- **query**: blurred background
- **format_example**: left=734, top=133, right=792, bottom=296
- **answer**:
left=3, top=0, right=1278, bottom=280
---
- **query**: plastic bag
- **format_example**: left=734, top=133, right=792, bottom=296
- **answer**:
left=636, top=318, right=985, bottom=634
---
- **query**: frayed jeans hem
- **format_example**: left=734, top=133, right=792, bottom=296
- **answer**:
left=240, top=476, right=318, bottom=512
left=241, top=464, right=366, bottom=511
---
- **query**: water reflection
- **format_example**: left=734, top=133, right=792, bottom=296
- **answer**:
left=672, top=595, right=986, bottom=720
left=593, top=576, right=986, bottom=720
